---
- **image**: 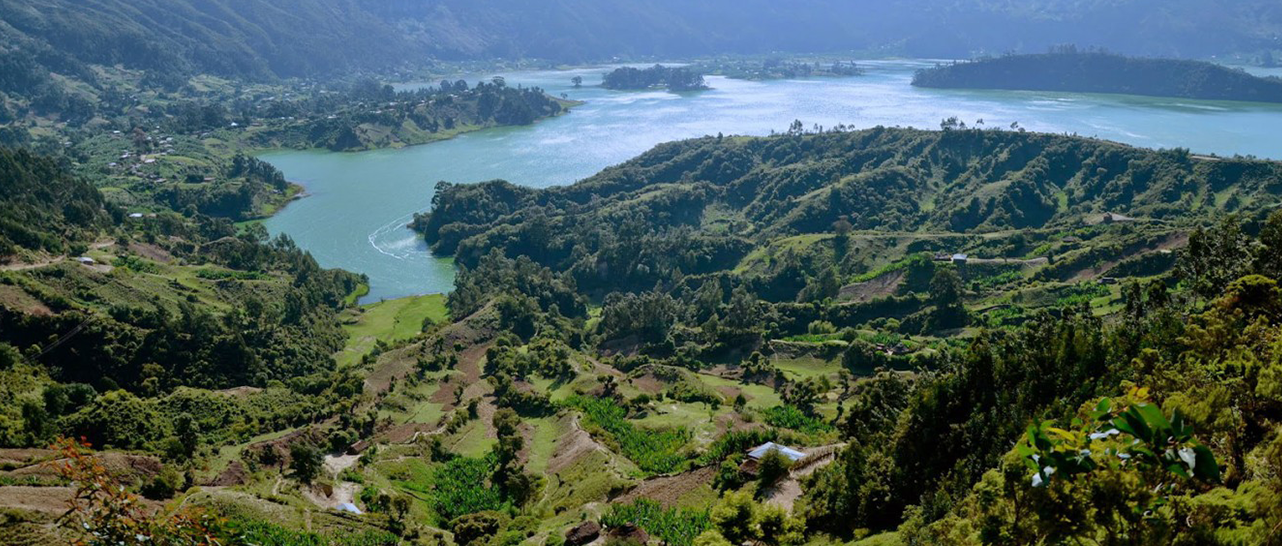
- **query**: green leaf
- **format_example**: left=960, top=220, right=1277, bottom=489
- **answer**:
left=1112, top=413, right=1141, bottom=440
left=1137, top=403, right=1171, bottom=429
left=1192, top=445, right=1221, bottom=483
left=1089, top=398, right=1111, bottom=421
left=1166, top=463, right=1191, bottom=479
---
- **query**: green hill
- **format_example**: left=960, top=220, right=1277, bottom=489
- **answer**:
left=913, top=51, right=1282, bottom=102
left=7, top=128, right=1282, bottom=545
left=402, top=127, right=1282, bottom=544
left=416, top=127, right=1282, bottom=295
left=0, top=148, right=364, bottom=451
left=0, top=147, right=114, bottom=257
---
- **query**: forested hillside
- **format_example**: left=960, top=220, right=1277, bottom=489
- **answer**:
left=3, top=0, right=1281, bottom=81
left=7, top=125, right=1282, bottom=544
left=0, top=147, right=114, bottom=257
left=401, top=127, right=1282, bottom=544
left=913, top=51, right=1282, bottom=102
left=417, top=127, right=1282, bottom=294
left=1, top=148, right=364, bottom=453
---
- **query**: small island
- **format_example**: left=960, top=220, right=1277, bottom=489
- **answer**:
left=602, top=64, right=709, bottom=91
left=699, top=58, right=863, bottom=80
left=912, top=50, right=1282, bottom=103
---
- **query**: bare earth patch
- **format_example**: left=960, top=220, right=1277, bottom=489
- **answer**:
left=548, top=416, right=609, bottom=475
left=205, top=461, right=250, bottom=487
left=0, top=486, right=75, bottom=514
left=0, top=285, right=53, bottom=316
left=615, top=466, right=716, bottom=508
left=128, top=242, right=173, bottom=263
left=838, top=269, right=904, bottom=303
left=762, top=444, right=844, bottom=512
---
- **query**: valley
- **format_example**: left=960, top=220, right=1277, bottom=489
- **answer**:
left=3, top=6, right=1282, bottom=543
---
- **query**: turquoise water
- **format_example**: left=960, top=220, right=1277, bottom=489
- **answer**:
left=261, top=60, right=1282, bottom=302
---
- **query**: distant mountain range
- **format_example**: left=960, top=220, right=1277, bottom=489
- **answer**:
left=1, top=0, right=1280, bottom=80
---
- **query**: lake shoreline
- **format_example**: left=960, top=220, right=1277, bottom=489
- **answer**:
left=248, top=94, right=586, bottom=229
left=260, top=60, right=1282, bottom=304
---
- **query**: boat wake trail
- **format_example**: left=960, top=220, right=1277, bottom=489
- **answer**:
left=368, top=213, right=427, bottom=261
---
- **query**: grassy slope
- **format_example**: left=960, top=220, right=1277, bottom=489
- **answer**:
left=336, top=294, right=448, bottom=367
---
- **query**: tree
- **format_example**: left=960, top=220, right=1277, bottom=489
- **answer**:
left=710, top=491, right=757, bottom=545
left=493, top=409, right=523, bottom=469
left=387, top=495, right=412, bottom=536
left=289, top=443, right=323, bottom=484
left=756, top=449, right=793, bottom=494
left=493, top=409, right=540, bottom=505
left=799, top=266, right=841, bottom=303
left=141, top=466, right=184, bottom=500
left=452, top=512, right=504, bottom=546
left=1255, top=209, right=1282, bottom=279
left=598, top=375, right=619, bottom=398
left=781, top=377, right=830, bottom=416
left=173, top=413, right=199, bottom=461
left=571, top=76, right=583, bottom=88
left=600, top=291, right=683, bottom=343
left=832, top=216, right=853, bottom=250
left=1181, top=215, right=1254, bottom=300
left=929, top=267, right=967, bottom=329
left=693, top=530, right=733, bottom=546
left=63, top=390, right=168, bottom=450
left=754, top=504, right=805, bottom=546
left=132, top=127, right=150, bottom=152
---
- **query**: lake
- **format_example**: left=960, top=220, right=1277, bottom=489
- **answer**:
left=261, top=60, right=1282, bottom=303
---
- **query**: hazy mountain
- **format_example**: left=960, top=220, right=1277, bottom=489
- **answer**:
left=1, top=0, right=1279, bottom=80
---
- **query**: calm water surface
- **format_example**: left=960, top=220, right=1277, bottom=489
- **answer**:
left=261, top=60, right=1282, bottom=302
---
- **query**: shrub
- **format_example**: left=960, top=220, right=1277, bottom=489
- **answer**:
left=140, top=466, right=184, bottom=500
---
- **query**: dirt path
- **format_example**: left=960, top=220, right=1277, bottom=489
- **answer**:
left=967, top=256, right=1049, bottom=266
left=0, top=241, right=118, bottom=272
left=0, top=257, right=63, bottom=272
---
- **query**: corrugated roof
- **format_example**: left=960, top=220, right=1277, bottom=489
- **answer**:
left=747, top=442, right=805, bottom=462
